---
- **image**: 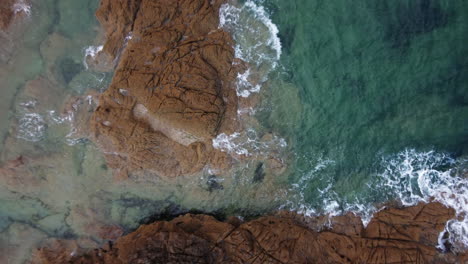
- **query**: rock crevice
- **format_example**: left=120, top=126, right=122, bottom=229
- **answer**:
left=33, top=203, right=467, bottom=264
left=91, top=0, right=239, bottom=178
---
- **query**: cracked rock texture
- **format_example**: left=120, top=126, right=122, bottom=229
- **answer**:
left=33, top=202, right=467, bottom=264
left=90, top=0, right=240, bottom=178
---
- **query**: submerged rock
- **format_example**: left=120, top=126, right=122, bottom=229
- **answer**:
left=33, top=202, right=466, bottom=263
left=90, top=0, right=240, bottom=179
left=206, top=175, right=224, bottom=192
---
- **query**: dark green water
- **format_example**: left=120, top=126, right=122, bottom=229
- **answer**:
left=255, top=0, right=468, bottom=210
left=218, top=0, right=468, bottom=248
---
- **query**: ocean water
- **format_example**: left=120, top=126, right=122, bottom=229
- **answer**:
left=219, top=0, right=468, bottom=251
left=0, top=0, right=467, bottom=261
left=268, top=0, right=468, bottom=250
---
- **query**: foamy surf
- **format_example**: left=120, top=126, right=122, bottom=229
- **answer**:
left=212, top=128, right=287, bottom=157
left=283, top=157, right=366, bottom=223
left=220, top=0, right=281, bottom=97
left=377, top=149, right=467, bottom=252
left=16, top=113, right=46, bottom=142
left=12, top=0, right=31, bottom=16
left=83, top=45, right=103, bottom=70
left=214, top=1, right=287, bottom=167
left=287, top=149, right=467, bottom=252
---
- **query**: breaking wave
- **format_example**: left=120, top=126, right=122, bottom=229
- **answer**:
left=212, top=128, right=287, bottom=157
left=214, top=1, right=286, bottom=162
left=83, top=45, right=103, bottom=70
left=377, top=149, right=467, bottom=252
left=16, top=113, right=46, bottom=142
left=220, top=0, right=281, bottom=97
left=12, top=0, right=31, bottom=16
left=287, top=149, right=467, bottom=251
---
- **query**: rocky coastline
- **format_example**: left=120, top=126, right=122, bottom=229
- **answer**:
left=1, top=0, right=466, bottom=263
left=33, top=202, right=466, bottom=263
left=0, top=0, right=29, bottom=31
left=89, top=0, right=240, bottom=180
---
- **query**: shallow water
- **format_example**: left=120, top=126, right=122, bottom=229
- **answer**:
left=0, top=2, right=291, bottom=261
left=0, top=0, right=467, bottom=261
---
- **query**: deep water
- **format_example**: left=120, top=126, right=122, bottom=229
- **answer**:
left=255, top=0, right=468, bottom=248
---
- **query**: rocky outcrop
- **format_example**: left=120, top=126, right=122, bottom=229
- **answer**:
left=33, top=202, right=467, bottom=264
left=0, top=0, right=15, bottom=30
left=90, top=0, right=240, bottom=179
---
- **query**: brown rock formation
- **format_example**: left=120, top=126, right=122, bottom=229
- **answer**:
left=33, top=202, right=467, bottom=264
left=90, top=0, right=240, bottom=178
left=0, top=0, right=15, bottom=30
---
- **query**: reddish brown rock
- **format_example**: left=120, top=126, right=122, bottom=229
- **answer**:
left=0, top=0, right=15, bottom=30
left=90, top=0, right=240, bottom=178
left=33, top=202, right=467, bottom=264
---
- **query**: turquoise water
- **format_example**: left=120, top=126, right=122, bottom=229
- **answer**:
left=0, top=0, right=467, bottom=261
left=257, top=0, right=468, bottom=249
left=220, top=0, right=467, bottom=249
left=261, top=0, right=468, bottom=208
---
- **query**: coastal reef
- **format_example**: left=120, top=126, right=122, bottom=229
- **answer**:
left=33, top=202, right=466, bottom=264
left=90, top=0, right=240, bottom=179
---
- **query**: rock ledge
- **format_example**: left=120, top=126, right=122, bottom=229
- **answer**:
left=33, top=202, right=467, bottom=264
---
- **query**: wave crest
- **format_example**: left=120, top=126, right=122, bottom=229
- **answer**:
left=287, top=149, right=467, bottom=251
left=212, top=129, right=287, bottom=157
left=378, top=149, right=467, bottom=252
left=12, top=0, right=31, bottom=16
left=220, top=0, right=281, bottom=97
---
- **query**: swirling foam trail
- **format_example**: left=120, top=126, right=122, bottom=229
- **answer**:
left=219, top=0, right=281, bottom=97
left=12, top=0, right=31, bottom=16
left=289, top=149, right=467, bottom=252
left=214, top=1, right=286, bottom=156
left=377, top=149, right=467, bottom=252
left=83, top=45, right=103, bottom=70
left=16, top=113, right=46, bottom=142
left=213, top=129, right=287, bottom=157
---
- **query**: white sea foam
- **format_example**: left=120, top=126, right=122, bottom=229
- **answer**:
left=20, top=100, right=37, bottom=108
left=48, top=110, right=78, bottom=146
left=288, top=149, right=468, bottom=251
left=48, top=96, right=95, bottom=146
left=235, top=69, right=261, bottom=97
left=83, top=45, right=103, bottom=70
left=220, top=0, right=281, bottom=97
left=48, top=110, right=74, bottom=124
left=285, top=157, right=345, bottom=220
left=219, top=1, right=281, bottom=63
left=237, top=107, right=256, bottom=116
left=376, top=149, right=467, bottom=252
left=12, top=0, right=31, bottom=16
left=16, top=113, right=46, bottom=142
left=212, top=129, right=287, bottom=157
left=212, top=132, right=249, bottom=156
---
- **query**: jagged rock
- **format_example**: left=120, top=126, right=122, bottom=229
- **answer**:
left=90, top=0, right=240, bottom=179
left=33, top=202, right=466, bottom=264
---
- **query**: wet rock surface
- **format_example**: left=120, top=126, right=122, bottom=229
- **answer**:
left=0, top=0, right=15, bottom=30
left=33, top=202, right=467, bottom=264
left=91, top=0, right=240, bottom=179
